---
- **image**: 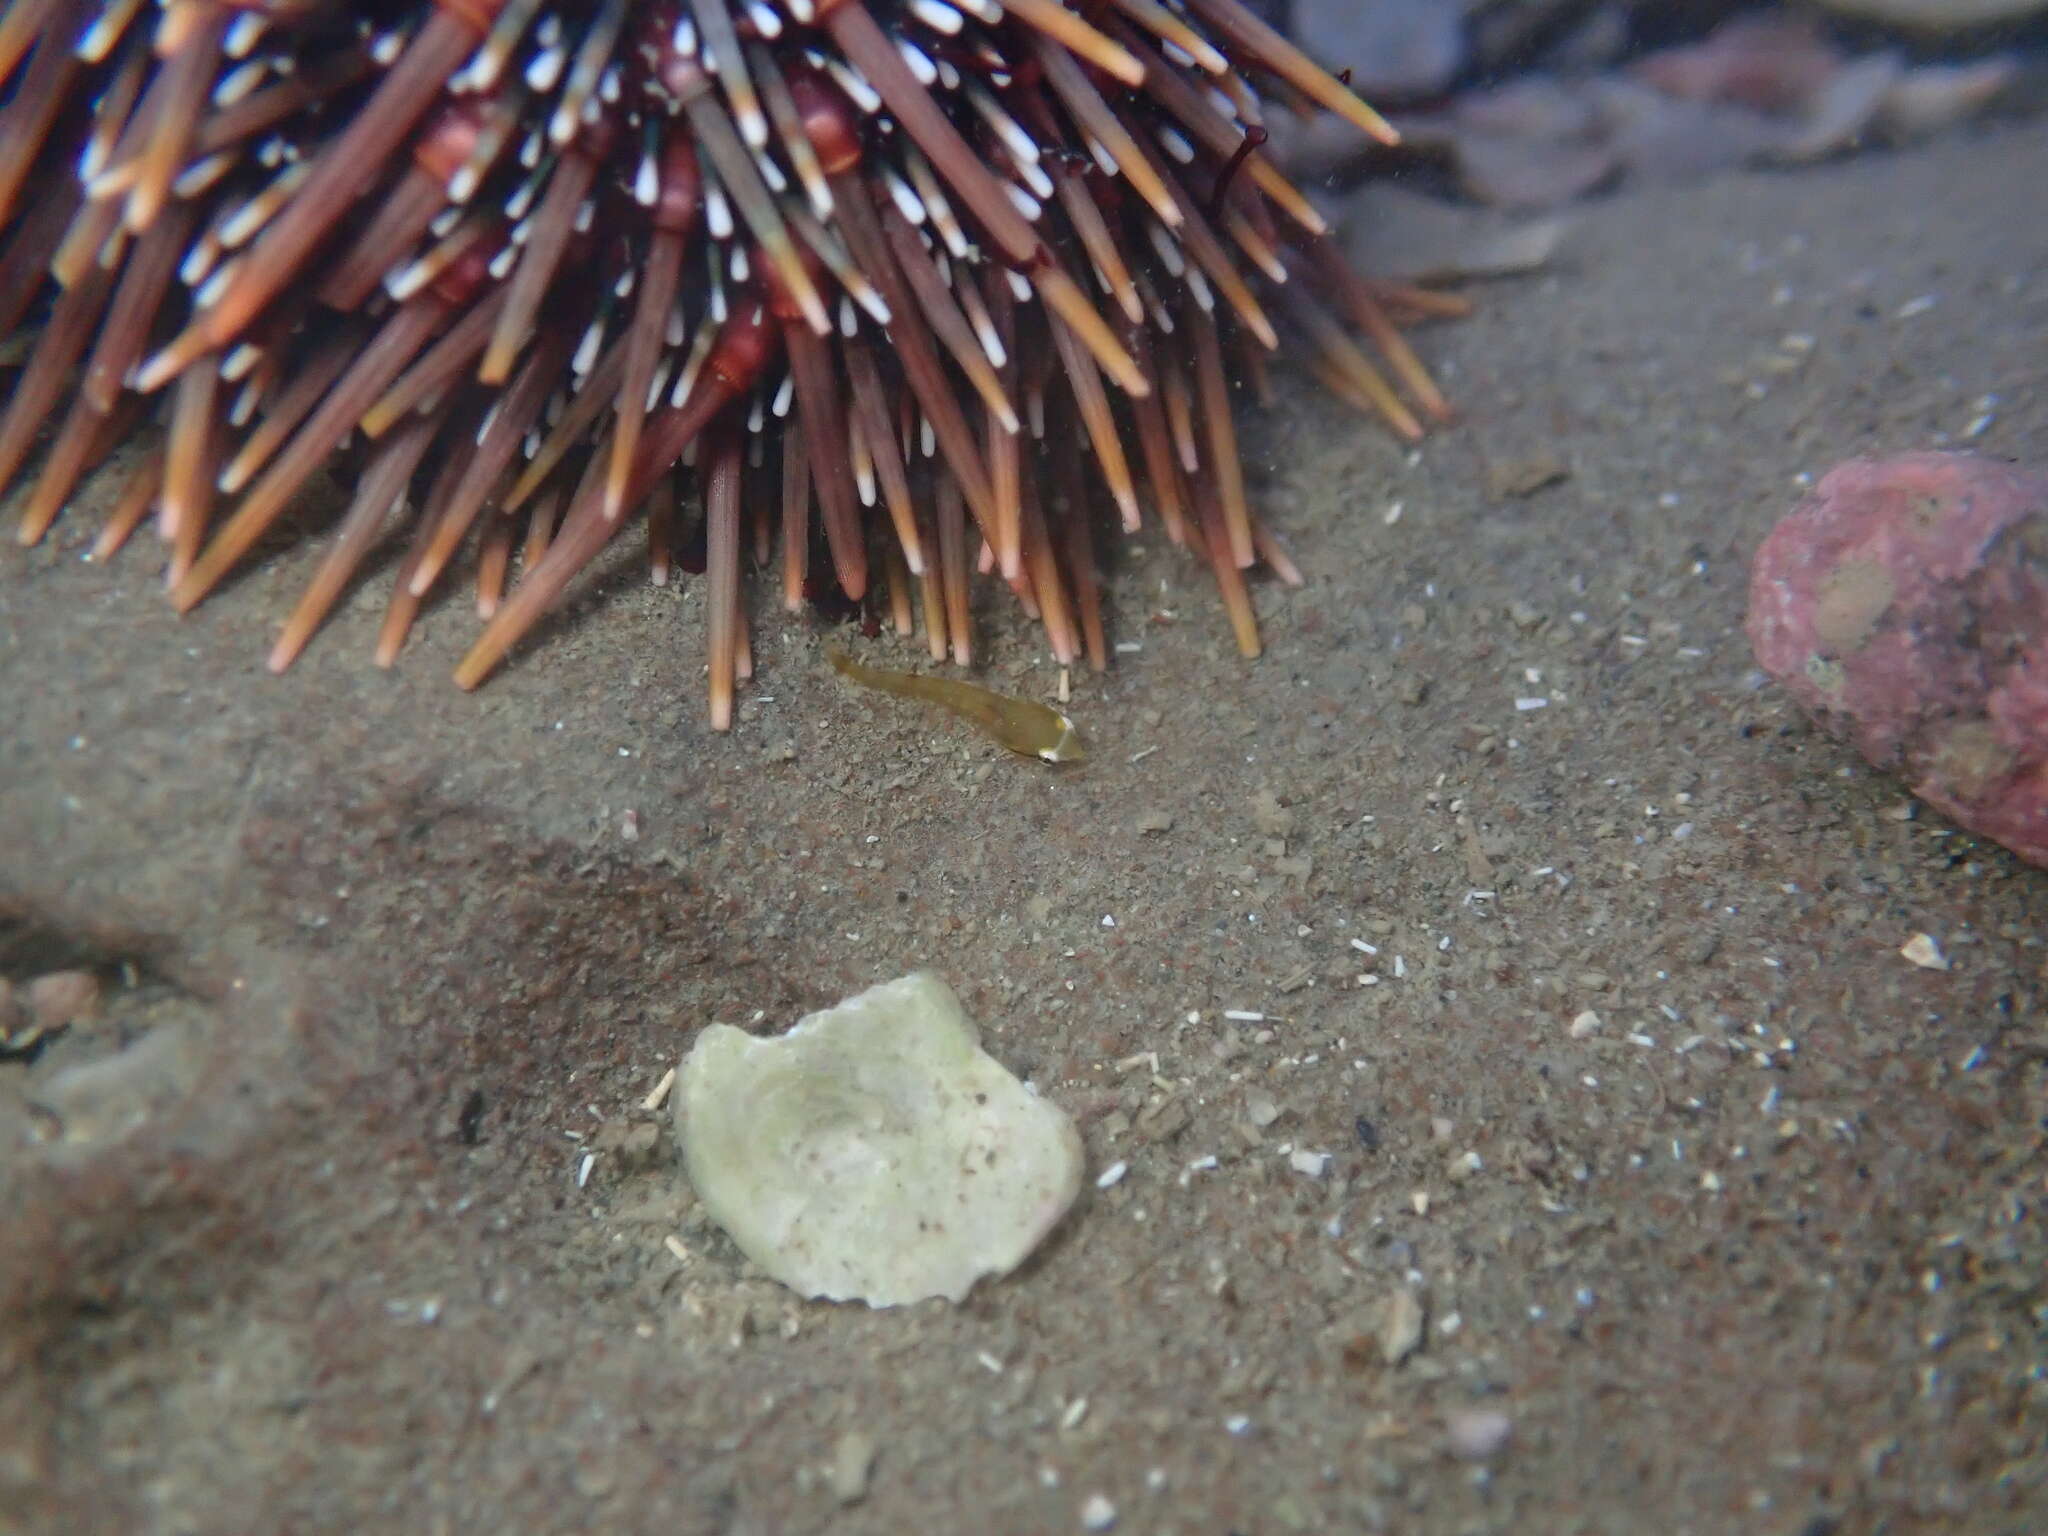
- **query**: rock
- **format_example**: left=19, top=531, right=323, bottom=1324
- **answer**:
left=1444, top=1408, right=1514, bottom=1461
left=1813, top=0, right=2048, bottom=30
left=828, top=1431, right=876, bottom=1504
left=1378, top=16, right=2018, bottom=213
left=590, top=1118, right=664, bottom=1173
left=1630, top=15, right=2018, bottom=162
left=1632, top=17, right=1843, bottom=114
left=1589, top=77, right=1789, bottom=182
left=674, top=973, right=1084, bottom=1307
left=1454, top=74, right=1600, bottom=141
left=27, top=971, right=100, bottom=1034
left=0, top=981, right=27, bottom=1053
left=1290, top=0, right=1469, bottom=99
left=1290, top=1148, right=1331, bottom=1178
left=1747, top=452, right=2048, bottom=869
left=1464, top=0, right=1674, bottom=75
left=33, top=1019, right=203, bottom=1150
left=1484, top=452, right=1570, bottom=500
left=1900, top=933, right=1950, bottom=970
left=1251, top=788, right=1297, bottom=839
left=0, top=971, right=102, bottom=1055
left=1877, top=57, right=2021, bottom=139
left=1430, top=77, right=1623, bottom=209
left=1773, top=53, right=1908, bottom=163
left=1380, top=1287, right=1427, bottom=1365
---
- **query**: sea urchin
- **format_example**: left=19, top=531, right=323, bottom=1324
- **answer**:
left=0, top=0, right=1457, bottom=727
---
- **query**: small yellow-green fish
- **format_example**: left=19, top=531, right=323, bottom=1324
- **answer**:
left=827, top=647, right=1087, bottom=764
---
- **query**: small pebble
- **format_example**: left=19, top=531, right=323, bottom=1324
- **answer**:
left=829, top=1431, right=876, bottom=1505
left=1289, top=1148, right=1330, bottom=1179
left=1444, top=1408, right=1514, bottom=1462
left=1080, top=1493, right=1117, bottom=1530
left=1900, top=933, right=1949, bottom=971
left=1486, top=452, right=1568, bottom=499
left=1380, top=1287, right=1426, bottom=1365
left=1, top=970, right=102, bottom=1053
left=1251, top=789, right=1296, bottom=838
left=28, top=970, right=101, bottom=1032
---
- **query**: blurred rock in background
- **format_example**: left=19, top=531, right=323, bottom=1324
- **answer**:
left=1815, top=0, right=2048, bottom=29
left=1272, top=2, right=2043, bottom=207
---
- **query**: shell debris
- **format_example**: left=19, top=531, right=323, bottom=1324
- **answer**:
left=674, top=972, right=1082, bottom=1308
left=1900, top=933, right=1950, bottom=970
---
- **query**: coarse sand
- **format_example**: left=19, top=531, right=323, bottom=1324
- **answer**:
left=3, top=123, right=2044, bottom=1535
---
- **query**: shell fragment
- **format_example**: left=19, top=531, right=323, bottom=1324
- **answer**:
left=675, top=972, right=1084, bottom=1307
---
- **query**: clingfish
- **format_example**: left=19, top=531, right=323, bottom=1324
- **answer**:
left=827, top=648, right=1087, bottom=764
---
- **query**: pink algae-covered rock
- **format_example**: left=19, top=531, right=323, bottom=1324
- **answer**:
left=1748, top=451, right=2048, bottom=869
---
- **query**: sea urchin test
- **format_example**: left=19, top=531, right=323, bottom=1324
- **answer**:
left=675, top=972, right=1083, bottom=1307
left=0, top=1, right=1455, bottom=727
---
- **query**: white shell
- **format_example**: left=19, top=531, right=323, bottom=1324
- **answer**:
left=675, top=972, right=1083, bottom=1307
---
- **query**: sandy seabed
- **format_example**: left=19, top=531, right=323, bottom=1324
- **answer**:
left=3, top=124, right=2045, bottom=1535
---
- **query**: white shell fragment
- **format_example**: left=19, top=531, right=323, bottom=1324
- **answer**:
left=1900, top=933, right=1950, bottom=970
left=675, top=972, right=1083, bottom=1307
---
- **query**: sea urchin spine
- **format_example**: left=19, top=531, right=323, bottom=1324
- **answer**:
left=0, top=0, right=1458, bottom=728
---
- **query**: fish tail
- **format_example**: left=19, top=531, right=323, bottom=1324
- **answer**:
left=826, top=645, right=858, bottom=678
left=828, top=645, right=922, bottom=702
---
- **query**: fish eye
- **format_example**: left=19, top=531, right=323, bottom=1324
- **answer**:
left=1038, top=720, right=1086, bottom=764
